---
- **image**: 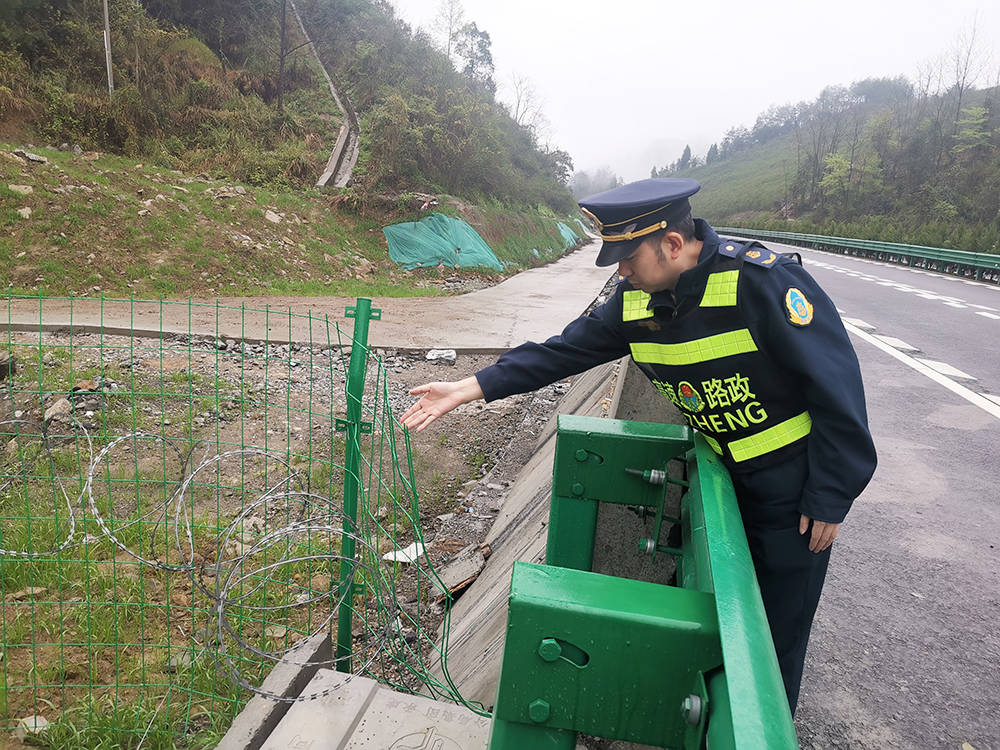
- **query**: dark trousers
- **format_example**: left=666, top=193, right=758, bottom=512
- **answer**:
left=730, top=452, right=831, bottom=714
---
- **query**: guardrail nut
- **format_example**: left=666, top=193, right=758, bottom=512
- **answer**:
left=538, top=638, right=562, bottom=662
left=528, top=698, right=551, bottom=723
left=571, top=482, right=584, bottom=496
left=681, top=694, right=702, bottom=726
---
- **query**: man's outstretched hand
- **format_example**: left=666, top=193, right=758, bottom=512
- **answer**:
left=401, top=376, right=484, bottom=432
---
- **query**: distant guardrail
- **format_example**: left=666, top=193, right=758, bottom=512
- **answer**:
left=717, top=227, right=1000, bottom=285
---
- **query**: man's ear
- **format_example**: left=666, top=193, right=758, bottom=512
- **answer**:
left=661, top=231, right=686, bottom=259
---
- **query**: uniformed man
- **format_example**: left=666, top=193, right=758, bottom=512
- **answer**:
left=401, top=177, right=877, bottom=713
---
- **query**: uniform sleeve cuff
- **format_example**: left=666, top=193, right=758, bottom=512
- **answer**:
left=798, top=490, right=852, bottom=524
left=475, top=367, right=508, bottom=403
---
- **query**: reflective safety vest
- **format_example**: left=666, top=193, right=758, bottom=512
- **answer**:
left=623, top=249, right=811, bottom=471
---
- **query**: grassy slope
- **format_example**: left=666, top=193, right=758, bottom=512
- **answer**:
left=674, top=134, right=799, bottom=224
left=0, top=145, right=582, bottom=299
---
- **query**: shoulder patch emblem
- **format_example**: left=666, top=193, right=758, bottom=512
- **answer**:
left=746, top=249, right=761, bottom=259
left=785, top=287, right=813, bottom=326
left=761, top=252, right=777, bottom=264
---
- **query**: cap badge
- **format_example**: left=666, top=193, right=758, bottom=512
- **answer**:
left=785, top=287, right=813, bottom=326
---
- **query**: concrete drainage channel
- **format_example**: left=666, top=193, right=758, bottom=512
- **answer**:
left=216, top=360, right=677, bottom=749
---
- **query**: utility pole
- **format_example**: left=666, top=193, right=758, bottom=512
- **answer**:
left=278, top=0, right=287, bottom=113
left=102, top=0, right=114, bottom=97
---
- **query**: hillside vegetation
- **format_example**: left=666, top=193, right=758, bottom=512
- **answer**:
left=0, top=0, right=584, bottom=297
left=657, top=71, right=1000, bottom=252
left=0, top=144, right=580, bottom=298
left=0, top=0, right=574, bottom=212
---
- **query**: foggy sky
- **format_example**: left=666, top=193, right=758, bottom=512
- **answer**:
left=390, top=0, right=999, bottom=181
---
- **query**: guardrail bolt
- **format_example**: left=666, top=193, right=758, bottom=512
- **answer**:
left=574, top=449, right=588, bottom=462
left=681, top=694, right=702, bottom=726
left=528, top=698, right=551, bottom=723
left=571, top=482, right=585, bottom=496
left=538, top=638, right=562, bottom=662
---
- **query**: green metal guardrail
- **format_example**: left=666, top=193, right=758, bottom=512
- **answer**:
left=488, top=415, right=797, bottom=750
left=717, top=227, right=1000, bottom=284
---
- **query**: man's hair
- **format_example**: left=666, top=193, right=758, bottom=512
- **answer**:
left=643, top=213, right=696, bottom=256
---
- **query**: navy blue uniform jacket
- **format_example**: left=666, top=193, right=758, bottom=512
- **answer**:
left=475, top=220, right=876, bottom=524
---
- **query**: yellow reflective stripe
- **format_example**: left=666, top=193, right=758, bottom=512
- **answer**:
left=728, top=412, right=812, bottom=462
left=702, top=434, right=723, bottom=455
left=630, top=329, right=757, bottom=365
left=700, top=270, right=739, bottom=307
left=622, top=290, right=653, bottom=321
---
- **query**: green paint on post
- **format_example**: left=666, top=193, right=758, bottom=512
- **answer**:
left=336, top=297, right=380, bottom=673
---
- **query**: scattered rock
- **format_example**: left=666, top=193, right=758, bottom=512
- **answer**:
left=16, top=207, right=31, bottom=219
left=264, top=625, right=288, bottom=639
left=13, top=149, right=47, bottom=164
left=72, top=144, right=83, bottom=156
left=264, top=209, right=282, bottom=224
left=43, top=398, right=72, bottom=422
left=72, top=379, right=98, bottom=393
left=8, top=184, right=32, bottom=195
left=431, top=543, right=486, bottom=604
left=0, top=352, right=15, bottom=381
left=426, top=349, right=457, bottom=365
left=6, top=587, right=47, bottom=602
left=138, top=208, right=151, bottom=217
left=14, top=715, right=49, bottom=741
left=165, top=650, right=192, bottom=672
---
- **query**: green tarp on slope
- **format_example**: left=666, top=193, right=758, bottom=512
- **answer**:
left=383, top=214, right=503, bottom=271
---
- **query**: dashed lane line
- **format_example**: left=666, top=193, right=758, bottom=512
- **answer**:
left=916, top=359, right=976, bottom=380
left=841, top=317, right=875, bottom=331
left=977, top=312, right=1000, bottom=320
left=843, top=322, right=1000, bottom=421
left=871, top=335, right=918, bottom=353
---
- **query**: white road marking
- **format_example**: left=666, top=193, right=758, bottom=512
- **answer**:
left=984, top=394, right=1000, bottom=407
left=943, top=302, right=967, bottom=308
left=872, top=335, right=919, bottom=353
left=976, top=312, right=1000, bottom=320
left=842, top=317, right=875, bottom=331
left=915, top=359, right=976, bottom=380
left=843, top=322, right=999, bottom=420
left=970, top=304, right=998, bottom=312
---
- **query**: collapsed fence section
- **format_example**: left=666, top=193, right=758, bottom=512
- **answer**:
left=0, top=296, right=476, bottom=749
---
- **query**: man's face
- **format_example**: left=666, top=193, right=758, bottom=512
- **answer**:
left=616, top=237, right=680, bottom=293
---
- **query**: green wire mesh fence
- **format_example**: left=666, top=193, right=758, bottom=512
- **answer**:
left=0, top=295, right=478, bottom=748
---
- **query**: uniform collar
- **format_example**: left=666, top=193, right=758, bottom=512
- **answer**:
left=673, top=219, right=722, bottom=299
left=644, top=219, right=721, bottom=307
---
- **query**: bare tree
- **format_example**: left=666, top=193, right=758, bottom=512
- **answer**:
left=948, top=19, right=988, bottom=135
left=506, top=72, right=547, bottom=134
left=432, top=0, right=465, bottom=61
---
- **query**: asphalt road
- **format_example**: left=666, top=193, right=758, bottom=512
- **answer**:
left=766, top=244, right=1000, bottom=750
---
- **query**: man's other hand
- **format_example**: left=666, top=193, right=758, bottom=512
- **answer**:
left=799, top=515, right=840, bottom=553
left=401, top=376, right=484, bottom=432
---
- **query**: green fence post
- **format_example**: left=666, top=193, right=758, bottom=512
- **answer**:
left=336, top=297, right=381, bottom=672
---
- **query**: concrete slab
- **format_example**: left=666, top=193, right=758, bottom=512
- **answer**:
left=216, top=632, right=332, bottom=750
left=1, top=241, right=613, bottom=352
left=260, top=670, right=489, bottom=750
